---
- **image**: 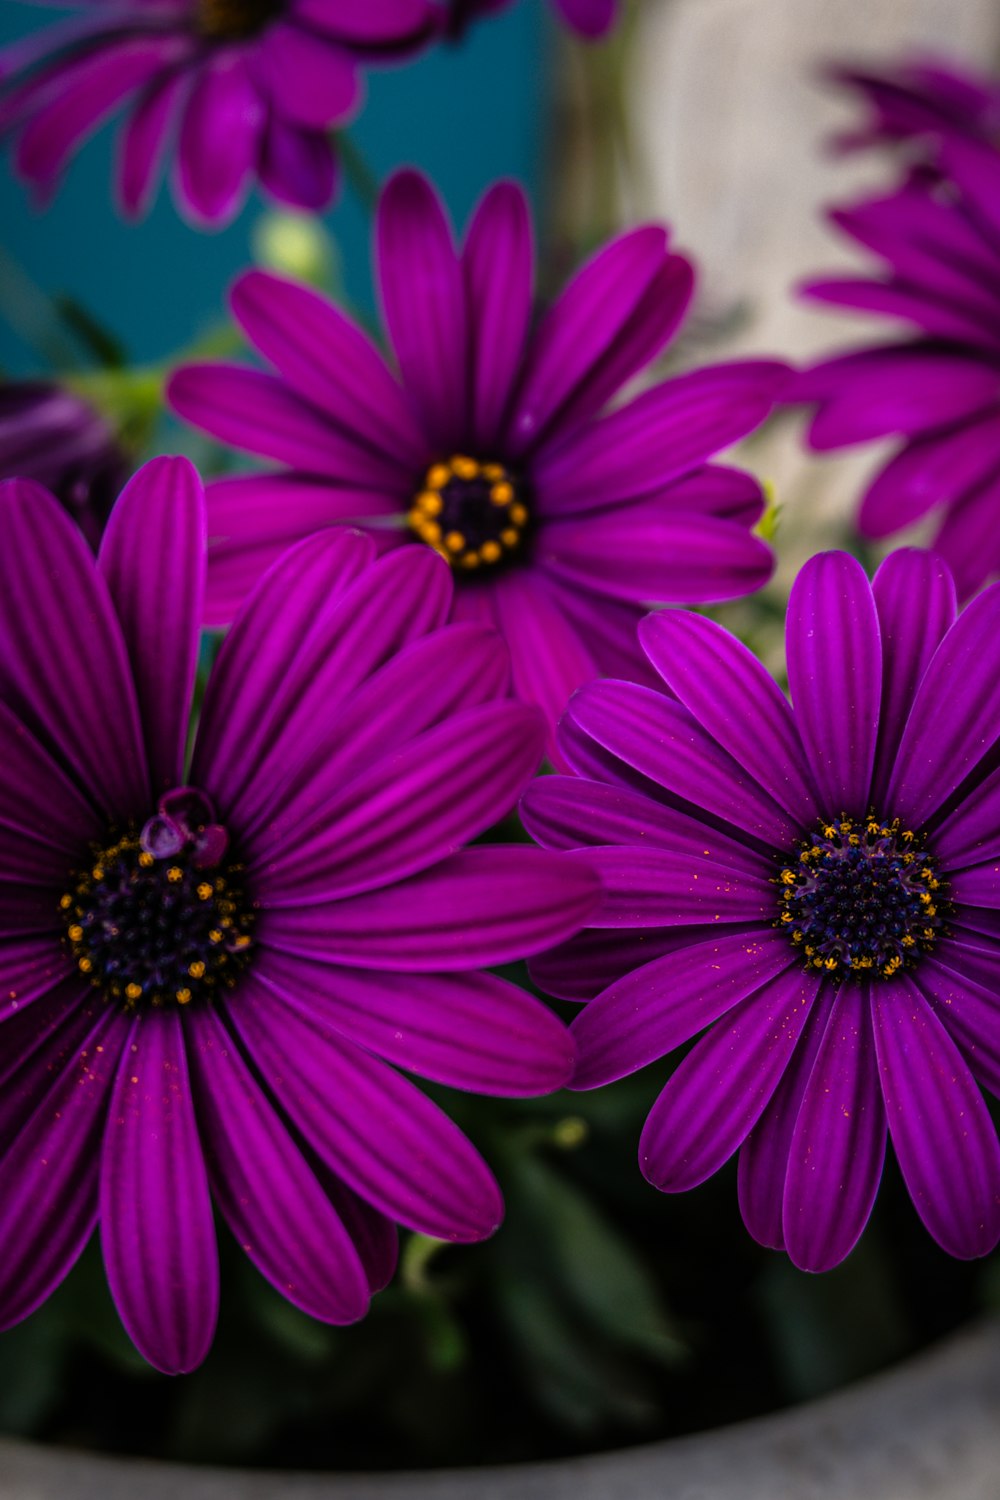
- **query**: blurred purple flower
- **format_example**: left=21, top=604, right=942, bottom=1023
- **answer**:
left=0, top=455, right=597, bottom=1373
left=169, top=169, right=785, bottom=751
left=524, top=549, right=1000, bottom=1271
left=792, top=146, right=1000, bottom=598
left=827, top=56, right=1000, bottom=156
left=443, top=0, right=617, bottom=42
left=0, top=0, right=437, bottom=224
left=0, top=379, right=126, bottom=548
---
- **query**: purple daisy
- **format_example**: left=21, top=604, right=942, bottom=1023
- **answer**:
left=0, top=0, right=437, bottom=224
left=827, top=56, right=1000, bottom=157
left=523, top=549, right=1000, bottom=1271
left=442, top=0, right=618, bottom=42
left=0, top=379, right=126, bottom=549
left=792, top=151, right=1000, bottom=600
left=168, top=169, right=785, bottom=750
left=0, top=454, right=597, bottom=1373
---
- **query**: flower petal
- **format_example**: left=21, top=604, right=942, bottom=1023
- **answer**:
left=176, top=51, right=263, bottom=225
left=782, top=983, right=886, bottom=1272
left=489, top=570, right=595, bottom=756
left=872, top=977, right=1000, bottom=1258
left=227, top=978, right=503, bottom=1241
left=859, top=411, right=1000, bottom=540
left=255, top=951, right=574, bottom=1096
left=641, top=966, right=822, bottom=1192
left=101, top=1011, right=218, bottom=1374
left=259, top=846, right=600, bottom=971
left=187, top=1007, right=370, bottom=1323
left=0, top=479, right=148, bottom=820
left=570, top=929, right=795, bottom=1088
left=117, top=67, right=186, bottom=218
left=786, top=551, right=881, bottom=817
left=640, top=609, right=819, bottom=825
left=887, top=580, right=1000, bottom=826
left=249, top=21, right=359, bottom=127
left=570, top=846, right=774, bottom=929
left=463, top=180, right=533, bottom=451
left=97, top=457, right=204, bottom=795
left=257, top=116, right=337, bottom=211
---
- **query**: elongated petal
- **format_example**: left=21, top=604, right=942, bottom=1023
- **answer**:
left=570, top=929, right=795, bottom=1088
left=534, top=361, right=788, bottom=515
left=640, top=609, right=819, bottom=825
left=859, top=411, right=1000, bottom=540
left=804, top=348, right=1000, bottom=450
left=641, top=967, right=822, bottom=1192
left=566, top=679, right=797, bottom=851
left=292, top=0, right=436, bottom=45
left=0, top=1004, right=119, bottom=1330
left=782, top=984, right=886, bottom=1272
left=918, top=952, right=1000, bottom=1098
left=520, top=776, right=770, bottom=875
left=252, top=701, right=544, bottom=902
left=870, top=549, right=957, bottom=804
left=530, top=926, right=695, bottom=1004
left=101, top=1012, right=218, bottom=1374
left=117, top=68, right=186, bottom=218
left=553, top=0, right=617, bottom=37
left=167, top=363, right=406, bottom=485
left=872, top=978, right=1000, bottom=1258
left=228, top=979, right=503, bottom=1240
left=572, top=846, right=773, bottom=929
left=0, top=480, right=148, bottom=820
left=250, top=21, right=359, bottom=127
left=464, top=180, right=533, bottom=450
left=176, top=51, right=263, bottom=225
left=98, top=457, right=204, bottom=794
left=256, top=950, right=574, bottom=1095
left=188, top=1007, right=370, bottom=1323
left=0, top=698, right=103, bottom=857
left=737, top=986, right=838, bottom=1249
left=786, top=552, right=881, bottom=816
left=489, top=570, right=595, bottom=754
left=260, top=846, right=599, bottom=971
left=933, top=472, right=1000, bottom=602
left=540, top=504, right=773, bottom=604
left=377, top=170, right=467, bottom=449
left=935, top=762, right=1000, bottom=869
left=258, top=116, right=338, bottom=211
left=887, top=581, right=1000, bottom=826
left=229, top=271, right=426, bottom=466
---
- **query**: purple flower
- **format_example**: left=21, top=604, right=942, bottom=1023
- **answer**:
left=523, top=549, right=1000, bottom=1271
left=0, top=379, right=126, bottom=549
left=442, top=0, right=617, bottom=42
left=792, top=153, right=1000, bottom=600
left=826, top=56, right=1000, bottom=156
left=168, top=169, right=784, bottom=751
left=0, top=0, right=437, bottom=224
left=0, top=455, right=597, bottom=1373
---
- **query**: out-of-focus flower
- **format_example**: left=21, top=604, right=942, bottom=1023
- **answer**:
left=792, top=144, right=1000, bottom=598
left=0, top=0, right=437, bottom=224
left=524, top=549, right=1000, bottom=1271
left=443, top=0, right=617, bottom=42
left=827, top=56, right=1000, bottom=156
left=0, top=379, right=126, bottom=548
left=169, top=169, right=785, bottom=751
left=0, top=455, right=597, bottom=1373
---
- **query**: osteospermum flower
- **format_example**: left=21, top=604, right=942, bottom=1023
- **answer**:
left=0, top=379, right=125, bottom=548
left=0, top=456, right=597, bottom=1373
left=0, top=0, right=436, bottom=224
left=168, top=169, right=784, bottom=748
left=443, top=0, right=617, bottom=42
left=523, top=549, right=1000, bottom=1271
left=793, top=154, right=1000, bottom=599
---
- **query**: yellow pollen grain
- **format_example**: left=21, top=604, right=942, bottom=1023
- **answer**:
left=417, top=490, right=442, bottom=514
left=67, top=924, right=83, bottom=942
left=490, top=481, right=514, bottom=506
left=91, top=866, right=104, bottom=882
left=500, top=528, right=520, bottom=549
left=509, top=502, right=529, bottom=527
left=197, top=883, right=213, bottom=901
left=444, top=531, right=465, bottom=554
left=460, top=553, right=481, bottom=570
left=125, top=983, right=142, bottom=1002
left=480, top=540, right=502, bottom=564
left=451, top=454, right=478, bottom=480
left=420, top=521, right=442, bottom=545
left=188, top=961, right=206, bottom=979
left=138, top=851, right=154, bottom=868
left=78, top=957, right=92, bottom=973
left=209, top=929, right=223, bottom=943
left=482, top=462, right=504, bottom=482
left=167, top=867, right=183, bottom=884
left=176, top=988, right=192, bottom=1005
left=60, top=894, right=73, bottom=910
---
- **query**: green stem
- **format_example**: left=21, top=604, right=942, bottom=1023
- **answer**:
left=336, top=132, right=380, bottom=215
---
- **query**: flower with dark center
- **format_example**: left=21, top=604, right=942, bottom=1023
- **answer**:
left=523, top=548, right=1000, bottom=1271
left=168, top=169, right=786, bottom=751
left=0, top=0, right=437, bottom=224
left=0, top=380, right=125, bottom=549
left=442, top=0, right=618, bottom=42
left=790, top=58, right=1000, bottom=600
left=0, top=456, right=598, bottom=1373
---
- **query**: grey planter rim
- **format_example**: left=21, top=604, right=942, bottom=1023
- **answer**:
left=1, top=1316, right=998, bottom=1500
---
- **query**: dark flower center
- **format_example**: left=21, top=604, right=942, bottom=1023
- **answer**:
left=776, top=815, right=949, bottom=981
left=407, top=455, right=531, bottom=574
left=196, top=0, right=282, bottom=40
left=60, top=789, right=255, bottom=1011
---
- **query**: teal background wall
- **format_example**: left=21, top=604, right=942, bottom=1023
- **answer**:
left=0, top=3, right=548, bottom=373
